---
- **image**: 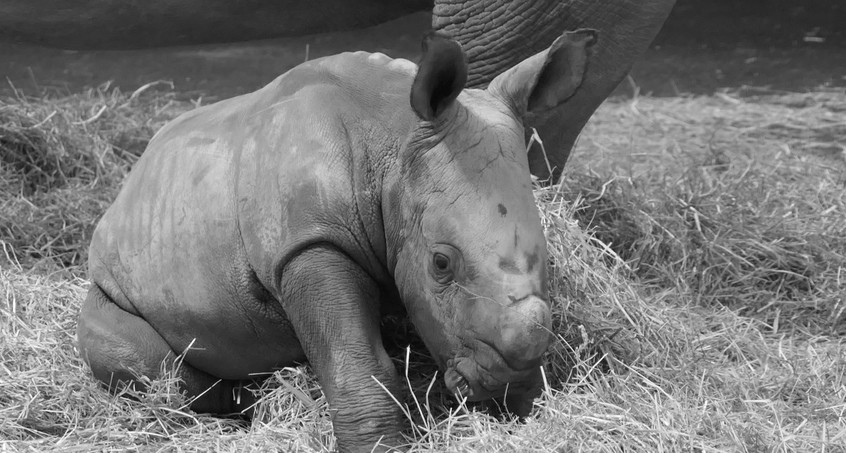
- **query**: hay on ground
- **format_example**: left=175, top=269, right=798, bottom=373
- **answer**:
left=1, top=86, right=845, bottom=451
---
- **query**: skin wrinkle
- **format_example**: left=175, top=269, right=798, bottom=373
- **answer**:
left=227, top=261, right=262, bottom=340
left=430, top=1, right=481, bottom=26
left=91, top=245, right=138, bottom=317
left=450, top=110, right=479, bottom=157
left=478, top=153, right=500, bottom=174
left=130, top=139, right=240, bottom=364
left=269, top=61, right=408, bottom=289
left=356, top=139, right=393, bottom=274
left=280, top=244, right=383, bottom=361
left=276, top=247, right=404, bottom=450
left=458, top=3, right=583, bottom=84
left=434, top=105, right=506, bottom=184
left=403, top=106, right=470, bottom=170
left=453, top=340, right=535, bottom=395
left=402, top=128, right=447, bottom=183
left=473, top=338, right=523, bottom=374
left=432, top=0, right=563, bottom=85
left=230, top=143, right=272, bottom=338
left=446, top=192, right=462, bottom=208
left=339, top=106, right=400, bottom=278
left=337, top=119, right=385, bottom=284
left=247, top=268, right=287, bottom=322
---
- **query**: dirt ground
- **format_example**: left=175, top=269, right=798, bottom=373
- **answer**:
left=643, top=0, right=845, bottom=95
left=0, top=1, right=844, bottom=100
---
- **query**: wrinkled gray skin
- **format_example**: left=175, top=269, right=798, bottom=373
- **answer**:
left=77, top=30, right=597, bottom=452
left=3, top=0, right=674, bottom=183
left=433, top=0, right=676, bottom=181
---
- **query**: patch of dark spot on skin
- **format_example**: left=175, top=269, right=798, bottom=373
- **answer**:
left=513, top=226, right=519, bottom=248
left=525, top=250, right=540, bottom=273
left=498, top=257, right=520, bottom=274
left=191, top=164, right=211, bottom=187
left=187, top=136, right=216, bottom=147
left=497, top=203, right=507, bottom=217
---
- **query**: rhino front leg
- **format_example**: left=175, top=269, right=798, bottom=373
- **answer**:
left=280, top=245, right=405, bottom=452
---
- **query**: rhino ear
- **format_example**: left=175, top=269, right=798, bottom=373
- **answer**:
left=410, top=32, right=468, bottom=121
left=488, top=29, right=597, bottom=117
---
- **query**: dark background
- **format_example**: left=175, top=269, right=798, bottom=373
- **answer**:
left=646, top=0, right=844, bottom=94
left=0, top=0, right=843, bottom=99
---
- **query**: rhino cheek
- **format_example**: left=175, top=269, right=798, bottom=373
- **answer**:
left=396, top=266, right=460, bottom=367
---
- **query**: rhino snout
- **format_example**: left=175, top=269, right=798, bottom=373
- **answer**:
left=494, top=295, right=552, bottom=371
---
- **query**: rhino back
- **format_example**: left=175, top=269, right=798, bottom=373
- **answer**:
left=88, top=52, right=418, bottom=378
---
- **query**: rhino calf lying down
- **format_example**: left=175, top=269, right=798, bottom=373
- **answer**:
left=77, top=29, right=596, bottom=452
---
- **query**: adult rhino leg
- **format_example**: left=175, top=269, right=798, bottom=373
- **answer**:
left=524, top=95, right=596, bottom=183
left=433, top=0, right=675, bottom=183
left=77, top=285, right=256, bottom=414
left=279, top=245, right=404, bottom=453
left=525, top=0, right=676, bottom=183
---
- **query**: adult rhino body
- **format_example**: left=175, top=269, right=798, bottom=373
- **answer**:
left=3, top=0, right=674, bottom=183
left=77, top=30, right=598, bottom=452
left=0, top=0, right=432, bottom=48
left=432, top=0, right=676, bottom=181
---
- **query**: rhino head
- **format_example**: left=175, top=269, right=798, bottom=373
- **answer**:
left=383, top=30, right=597, bottom=408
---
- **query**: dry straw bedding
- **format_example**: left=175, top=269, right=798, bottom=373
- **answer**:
left=1, top=85, right=845, bottom=451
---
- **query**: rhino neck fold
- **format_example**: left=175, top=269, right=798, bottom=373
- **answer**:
left=377, top=110, right=458, bottom=280
left=337, top=104, right=422, bottom=285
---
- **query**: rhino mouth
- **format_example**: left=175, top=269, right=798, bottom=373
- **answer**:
left=443, top=339, right=542, bottom=402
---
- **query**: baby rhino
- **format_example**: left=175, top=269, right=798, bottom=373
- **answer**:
left=77, top=30, right=596, bottom=452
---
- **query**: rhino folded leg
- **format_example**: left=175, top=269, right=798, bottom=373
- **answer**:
left=280, top=245, right=405, bottom=453
left=77, top=284, right=256, bottom=415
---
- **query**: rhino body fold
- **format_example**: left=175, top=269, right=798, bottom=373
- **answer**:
left=77, top=31, right=597, bottom=452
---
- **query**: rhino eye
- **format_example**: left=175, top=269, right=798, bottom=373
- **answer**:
left=433, top=253, right=450, bottom=271
left=432, top=252, right=453, bottom=281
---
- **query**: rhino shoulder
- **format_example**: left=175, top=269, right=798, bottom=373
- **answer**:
left=305, top=50, right=418, bottom=88
left=255, top=51, right=419, bottom=136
